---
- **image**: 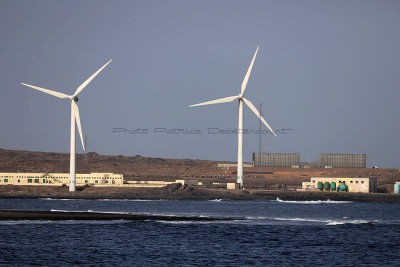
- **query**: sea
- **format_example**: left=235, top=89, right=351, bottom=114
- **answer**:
left=0, top=198, right=399, bottom=266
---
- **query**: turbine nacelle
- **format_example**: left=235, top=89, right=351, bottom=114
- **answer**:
left=72, top=96, right=78, bottom=102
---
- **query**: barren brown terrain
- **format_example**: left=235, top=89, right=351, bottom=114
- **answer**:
left=0, top=148, right=400, bottom=201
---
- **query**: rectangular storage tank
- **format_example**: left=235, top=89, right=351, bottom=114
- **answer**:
left=253, top=153, right=300, bottom=167
left=318, top=154, right=366, bottom=168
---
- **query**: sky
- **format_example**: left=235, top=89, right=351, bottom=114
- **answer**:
left=1, top=0, right=400, bottom=168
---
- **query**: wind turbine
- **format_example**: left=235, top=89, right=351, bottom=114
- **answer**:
left=21, top=59, right=112, bottom=192
left=189, top=47, right=276, bottom=188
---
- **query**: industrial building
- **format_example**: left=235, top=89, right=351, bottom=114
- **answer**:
left=253, top=153, right=367, bottom=168
left=253, top=153, right=300, bottom=167
left=0, top=172, right=124, bottom=186
left=302, top=177, right=377, bottom=193
left=319, top=154, right=366, bottom=168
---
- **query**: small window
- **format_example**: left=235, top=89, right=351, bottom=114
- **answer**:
left=18, top=180, right=20, bottom=183
left=34, top=179, right=39, bottom=183
left=43, top=179, right=46, bottom=183
left=28, top=179, right=32, bottom=183
left=105, top=180, right=108, bottom=183
left=4, top=179, right=8, bottom=183
left=85, top=180, right=88, bottom=184
left=361, top=181, right=364, bottom=184
left=356, top=181, right=359, bottom=184
left=350, top=181, right=353, bottom=183
left=95, top=180, right=98, bottom=184
left=312, top=180, right=315, bottom=183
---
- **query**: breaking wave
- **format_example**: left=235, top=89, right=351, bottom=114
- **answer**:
left=50, top=209, right=132, bottom=215
left=244, top=216, right=378, bottom=226
left=275, top=197, right=353, bottom=204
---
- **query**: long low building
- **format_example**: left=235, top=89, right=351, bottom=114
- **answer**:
left=253, top=153, right=366, bottom=168
left=253, top=153, right=300, bottom=167
left=302, top=177, right=377, bottom=193
left=319, top=154, right=366, bottom=168
left=0, top=172, right=124, bottom=186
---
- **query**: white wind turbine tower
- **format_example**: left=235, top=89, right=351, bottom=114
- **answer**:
left=21, top=59, right=112, bottom=192
left=190, top=47, right=276, bottom=188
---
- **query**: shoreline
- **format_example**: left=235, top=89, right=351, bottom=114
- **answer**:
left=1, top=184, right=400, bottom=202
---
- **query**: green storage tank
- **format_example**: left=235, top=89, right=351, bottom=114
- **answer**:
left=331, top=182, right=336, bottom=191
left=318, top=182, right=323, bottom=191
left=324, top=182, right=330, bottom=191
left=339, top=183, right=348, bottom=192
left=394, top=184, right=400, bottom=194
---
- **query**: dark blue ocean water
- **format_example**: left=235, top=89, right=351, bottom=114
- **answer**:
left=0, top=198, right=400, bottom=266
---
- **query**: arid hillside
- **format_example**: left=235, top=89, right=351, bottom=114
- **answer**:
left=0, top=148, right=399, bottom=191
left=0, top=148, right=226, bottom=179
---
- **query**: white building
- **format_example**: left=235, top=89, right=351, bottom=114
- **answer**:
left=302, top=177, right=377, bottom=193
left=0, top=172, right=124, bottom=186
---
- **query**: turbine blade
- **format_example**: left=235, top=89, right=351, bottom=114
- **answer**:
left=240, top=46, right=259, bottom=96
left=243, top=97, right=276, bottom=136
left=72, top=101, right=85, bottom=151
left=21, top=83, right=70, bottom=99
left=189, top=95, right=238, bottom=107
left=74, top=59, right=112, bottom=97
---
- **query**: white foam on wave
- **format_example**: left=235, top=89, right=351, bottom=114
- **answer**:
left=209, top=199, right=223, bottom=202
left=40, top=198, right=88, bottom=201
left=274, top=217, right=329, bottom=223
left=275, top=197, right=353, bottom=204
left=50, top=209, right=86, bottom=213
left=154, top=220, right=234, bottom=225
left=51, top=209, right=179, bottom=217
left=244, top=216, right=379, bottom=226
left=50, top=209, right=134, bottom=215
left=146, top=212, right=179, bottom=217
left=246, top=216, right=329, bottom=224
left=87, top=210, right=135, bottom=215
left=98, top=199, right=163, bottom=202
left=326, top=219, right=379, bottom=226
left=155, top=220, right=211, bottom=225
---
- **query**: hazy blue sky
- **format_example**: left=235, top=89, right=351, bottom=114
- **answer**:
left=1, top=1, right=399, bottom=167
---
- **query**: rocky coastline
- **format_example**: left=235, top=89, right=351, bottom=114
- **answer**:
left=1, top=184, right=400, bottom=203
